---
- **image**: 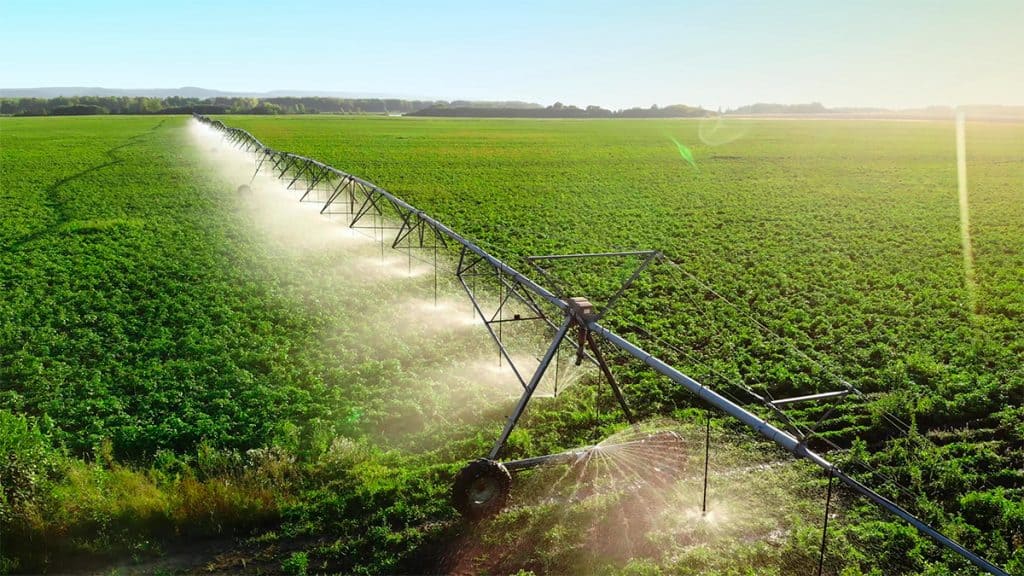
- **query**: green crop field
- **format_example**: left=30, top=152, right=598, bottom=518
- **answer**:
left=1, top=114, right=1021, bottom=575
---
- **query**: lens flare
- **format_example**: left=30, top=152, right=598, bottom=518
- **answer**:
left=669, top=136, right=698, bottom=170
left=956, top=109, right=977, bottom=315
left=698, top=114, right=750, bottom=146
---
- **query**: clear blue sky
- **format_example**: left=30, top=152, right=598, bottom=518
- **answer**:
left=1, top=0, right=1021, bottom=109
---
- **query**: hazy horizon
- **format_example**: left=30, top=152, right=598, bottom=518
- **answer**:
left=4, top=85, right=1024, bottom=112
left=1, top=0, right=1022, bottom=110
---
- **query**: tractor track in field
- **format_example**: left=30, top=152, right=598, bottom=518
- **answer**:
left=7, top=119, right=166, bottom=251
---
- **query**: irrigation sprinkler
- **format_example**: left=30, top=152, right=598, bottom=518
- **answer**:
left=192, top=114, right=1011, bottom=576
left=450, top=251, right=665, bottom=518
left=452, top=429, right=685, bottom=518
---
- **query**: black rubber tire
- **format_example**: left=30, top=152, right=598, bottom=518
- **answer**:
left=452, top=459, right=512, bottom=520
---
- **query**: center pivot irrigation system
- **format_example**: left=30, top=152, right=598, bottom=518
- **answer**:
left=194, top=114, right=1009, bottom=576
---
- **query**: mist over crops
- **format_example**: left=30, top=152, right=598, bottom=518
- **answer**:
left=186, top=119, right=564, bottom=438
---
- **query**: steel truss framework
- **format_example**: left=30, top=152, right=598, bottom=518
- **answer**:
left=193, top=114, right=1009, bottom=576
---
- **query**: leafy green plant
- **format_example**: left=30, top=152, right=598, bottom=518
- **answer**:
left=281, top=551, right=309, bottom=576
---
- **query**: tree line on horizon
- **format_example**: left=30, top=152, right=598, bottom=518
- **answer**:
left=0, top=96, right=711, bottom=118
left=408, top=101, right=711, bottom=118
left=0, top=96, right=710, bottom=118
left=0, top=96, right=543, bottom=117
left=4, top=96, right=1018, bottom=119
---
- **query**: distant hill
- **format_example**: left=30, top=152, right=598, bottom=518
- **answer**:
left=0, top=87, right=226, bottom=98
left=0, top=86, right=430, bottom=100
left=726, top=102, right=1024, bottom=121
left=728, top=102, right=829, bottom=115
left=959, top=105, right=1024, bottom=120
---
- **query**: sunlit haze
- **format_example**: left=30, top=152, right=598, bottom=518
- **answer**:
left=1, top=0, right=1022, bottom=108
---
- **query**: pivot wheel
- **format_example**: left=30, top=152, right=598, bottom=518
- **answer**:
left=452, top=459, right=512, bottom=519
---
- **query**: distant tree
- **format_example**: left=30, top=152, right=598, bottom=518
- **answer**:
left=252, top=102, right=283, bottom=115
left=11, top=98, right=50, bottom=115
left=52, top=104, right=109, bottom=115
left=139, top=97, right=163, bottom=113
left=230, top=98, right=258, bottom=113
